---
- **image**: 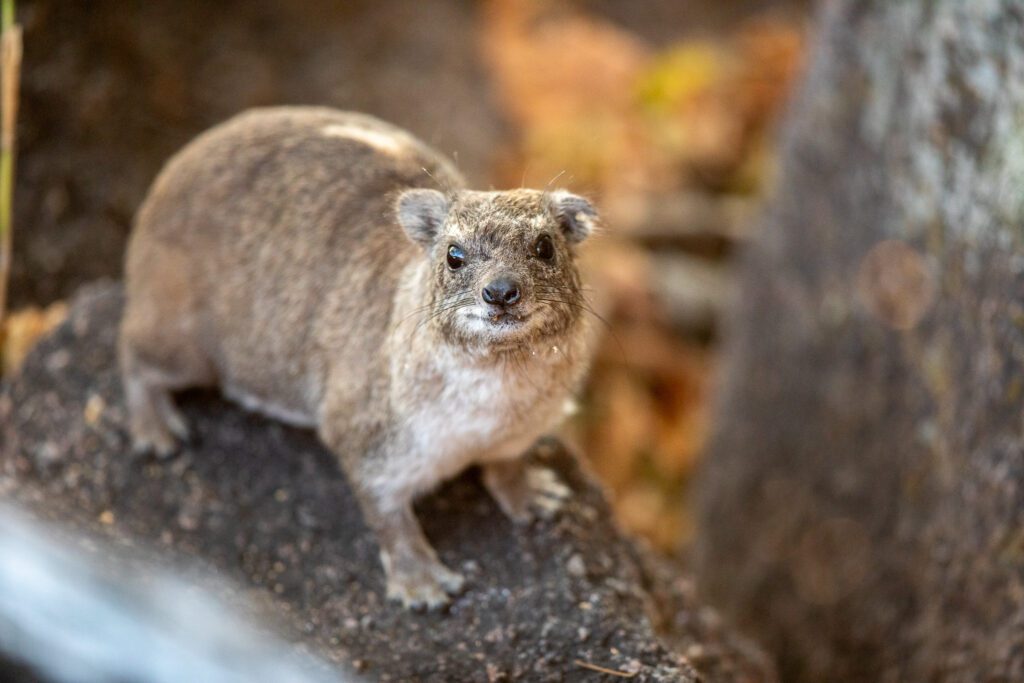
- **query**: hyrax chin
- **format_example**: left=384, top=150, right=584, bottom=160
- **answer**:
left=119, top=106, right=598, bottom=609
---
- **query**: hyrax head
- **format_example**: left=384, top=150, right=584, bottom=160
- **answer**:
left=396, top=188, right=597, bottom=350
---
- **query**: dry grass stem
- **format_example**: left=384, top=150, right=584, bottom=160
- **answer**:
left=0, top=0, right=21, bottom=325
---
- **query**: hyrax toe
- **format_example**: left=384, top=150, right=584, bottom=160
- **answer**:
left=387, top=578, right=447, bottom=611
left=159, top=400, right=191, bottom=442
left=526, top=466, right=572, bottom=519
left=485, top=462, right=572, bottom=524
left=436, top=564, right=466, bottom=594
left=385, top=560, right=466, bottom=610
left=129, top=416, right=181, bottom=459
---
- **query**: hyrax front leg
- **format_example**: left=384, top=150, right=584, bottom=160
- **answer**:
left=356, top=489, right=465, bottom=609
left=483, top=459, right=572, bottom=524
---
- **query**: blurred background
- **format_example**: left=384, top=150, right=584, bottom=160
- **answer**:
left=2, top=0, right=809, bottom=554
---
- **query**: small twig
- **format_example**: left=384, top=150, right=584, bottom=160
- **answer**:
left=0, top=0, right=21, bottom=324
left=573, top=659, right=639, bottom=678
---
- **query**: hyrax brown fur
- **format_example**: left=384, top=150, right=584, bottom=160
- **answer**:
left=120, top=107, right=598, bottom=608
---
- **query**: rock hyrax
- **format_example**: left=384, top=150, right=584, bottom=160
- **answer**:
left=120, top=106, right=597, bottom=608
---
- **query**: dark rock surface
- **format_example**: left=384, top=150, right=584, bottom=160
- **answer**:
left=0, top=283, right=773, bottom=682
left=0, top=659, right=43, bottom=683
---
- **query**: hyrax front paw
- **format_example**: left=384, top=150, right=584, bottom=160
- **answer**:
left=525, top=466, right=572, bottom=518
left=129, top=408, right=188, bottom=459
left=484, top=462, right=572, bottom=524
left=383, top=555, right=466, bottom=610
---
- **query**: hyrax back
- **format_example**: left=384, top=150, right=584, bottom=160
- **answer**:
left=121, top=106, right=598, bottom=608
left=121, top=107, right=464, bottom=451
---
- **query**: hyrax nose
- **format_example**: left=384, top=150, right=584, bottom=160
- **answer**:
left=482, top=277, right=522, bottom=308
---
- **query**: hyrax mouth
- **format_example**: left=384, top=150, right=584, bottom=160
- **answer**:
left=476, top=309, right=530, bottom=329
left=489, top=308, right=528, bottom=322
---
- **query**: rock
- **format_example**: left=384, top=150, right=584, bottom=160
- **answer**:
left=0, top=283, right=773, bottom=683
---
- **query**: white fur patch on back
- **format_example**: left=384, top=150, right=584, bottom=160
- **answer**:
left=320, top=124, right=409, bottom=155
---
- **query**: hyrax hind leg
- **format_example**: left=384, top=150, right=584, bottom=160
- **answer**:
left=119, top=313, right=212, bottom=457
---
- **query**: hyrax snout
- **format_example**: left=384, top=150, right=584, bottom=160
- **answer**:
left=120, top=106, right=597, bottom=609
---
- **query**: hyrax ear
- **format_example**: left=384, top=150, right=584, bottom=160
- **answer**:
left=397, top=189, right=449, bottom=248
left=549, top=190, right=598, bottom=243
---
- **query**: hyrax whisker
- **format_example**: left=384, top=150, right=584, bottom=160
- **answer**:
left=536, top=297, right=626, bottom=366
left=404, top=296, right=476, bottom=343
left=395, top=288, right=473, bottom=327
left=545, top=169, right=567, bottom=189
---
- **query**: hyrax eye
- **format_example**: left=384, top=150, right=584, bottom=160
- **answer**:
left=534, top=234, right=555, bottom=261
left=447, top=244, right=466, bottom=270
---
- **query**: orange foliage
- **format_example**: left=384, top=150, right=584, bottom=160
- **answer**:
left=480, top=0, right=805, bottom=198
left=2, top=302, right=67, bottom=376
